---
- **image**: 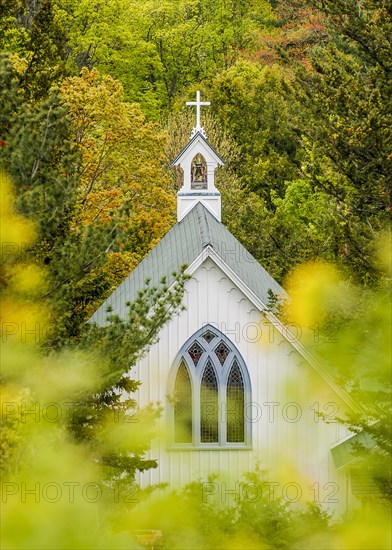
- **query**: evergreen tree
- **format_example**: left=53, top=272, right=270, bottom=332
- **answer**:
left=292, top=0, right=392, bottom=281
left=0, top=53, right=190, bottom=482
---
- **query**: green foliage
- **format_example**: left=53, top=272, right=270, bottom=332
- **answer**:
left=56, top=0, right=273, bottom=116
left=214, top=0, right=391, bottom=285
left=129, top=470, right=336, bottom=549
left=0, top=57, right=178, bottom=344
left=0, top=52, right=189, bottom=486
left=209, top=61, right=302, bottom=201
left=0, top=56, right=109, bottom=343
left=1, top=0, right=391, bottom=546
left=1, top=171, right=189, bottom=491
left=0, top=0, right=69, bottom=100
left=72, top=267, right=190, bottom=479
left=284, top=243, right=392, bottom=505
left=290, top=0, right=392, bottom=282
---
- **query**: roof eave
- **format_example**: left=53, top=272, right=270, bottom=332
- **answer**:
left=171, top=131, right=225, bottom=166
left=185, top=245, right=359, bottom=413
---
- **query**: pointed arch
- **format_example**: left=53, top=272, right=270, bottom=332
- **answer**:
left=174, top=361, right=192, bottom=443
left=167, top=324, right=251, bottom=448
left=226, top=359, right=245, bottom=443
left=200, top=359, right=219, bottom=443
left=191, top=153, right=207, bottom=189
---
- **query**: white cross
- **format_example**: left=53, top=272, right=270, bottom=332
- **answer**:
left=186, top=91, right=210, bottom=132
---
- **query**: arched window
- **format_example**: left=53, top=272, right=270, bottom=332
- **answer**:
left=226, top=360, right=245, bottom=443
left=168, top=325, right=251, bottom=448
left=174, top=362, right=192, bottom=443
left=200, top=360, right=219, bottom=443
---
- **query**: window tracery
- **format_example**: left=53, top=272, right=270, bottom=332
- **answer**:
left=201, top=330, right=216, bottom=344
left=170, top=326, right=250, bottom=448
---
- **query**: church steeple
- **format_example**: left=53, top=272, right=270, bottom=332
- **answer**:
left=172, top=91, right=225, bottom=222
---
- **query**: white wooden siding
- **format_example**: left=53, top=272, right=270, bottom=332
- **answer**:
left=131, top=257, right=352, bottom=514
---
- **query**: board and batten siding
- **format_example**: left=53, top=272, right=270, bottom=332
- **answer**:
left=130, top=257, right=351, bottom=514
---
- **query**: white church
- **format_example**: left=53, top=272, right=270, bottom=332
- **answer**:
left=90, top=92, right=374, bottom=514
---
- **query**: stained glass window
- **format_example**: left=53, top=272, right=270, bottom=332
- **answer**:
left=214, top=340, right=230, bottom=365
left=174, top=362, right=192, bottom=443
left=200, top=360, right=218, bottom=443
left=226, top=360, right=244, bottom=443
left=202, top=330, right=216, bottom=344
left=172, top=329, right=249, bottom=447
left=188, top=341, right=203, bottom=366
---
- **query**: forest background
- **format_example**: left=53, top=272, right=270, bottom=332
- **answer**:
left=1, top=0, right=391, bottom=548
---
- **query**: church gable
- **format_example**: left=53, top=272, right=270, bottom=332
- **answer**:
left=134, top=254, right=352, bottom=513
left=171, top=131, right=224, bottom=168
left=89, top=203, right=285, bottom=326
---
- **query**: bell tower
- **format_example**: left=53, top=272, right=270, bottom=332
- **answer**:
left=172, top=91, right=225, bottom=222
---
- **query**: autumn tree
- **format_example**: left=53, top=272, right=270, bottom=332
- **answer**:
left=60, top=68, right=176, bottom=312
left=247, top=0, right=327, bottom=66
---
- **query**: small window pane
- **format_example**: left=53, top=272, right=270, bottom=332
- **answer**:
left=200, top=360, right=218, bottom=443
left=226, top=360, right=244, bottom=443
left=174, top=362, right=192, bottom=443
left=188, top=341, right=203, bottom=366
left=202, top=330, right=216, bottom=344
left=214, top=340, right=230, bottom=365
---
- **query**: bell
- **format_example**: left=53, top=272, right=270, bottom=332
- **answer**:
left=194, top=162, right=204, bottom=182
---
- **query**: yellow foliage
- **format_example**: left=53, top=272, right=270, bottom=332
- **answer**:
left=1, top=174, right=147, bottom=548
left=7, top=264, right=46, bottom=297
left=285, top=260, right=346, bottom=326
left=59, top=68, right=175, bottom=294
left=375, top=229, right=392, bottom=276
left=0, top=173, right=36, bottom=259
left=333, top=506, right=392, bottom=549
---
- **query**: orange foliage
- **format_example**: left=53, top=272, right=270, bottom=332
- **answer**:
left=246, top=2, right=327, bottom=68
left=60, top=68, right=176, bottom=293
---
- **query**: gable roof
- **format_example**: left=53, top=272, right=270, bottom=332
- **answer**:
left=89, top=202, right=285, bottom=325
left=89, top=201, right=358, bottom=411
left=171, top=131, right=225, bottom=166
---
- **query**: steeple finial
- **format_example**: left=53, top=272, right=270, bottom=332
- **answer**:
left=186, top=91, right=210, bottom=138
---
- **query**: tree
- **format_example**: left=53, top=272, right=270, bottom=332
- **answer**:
left=247, top=0, right=328, bottom=67
left=209, top=61, right=302, bottom=203
left=1, top=172, right=189, bottom=548
left=214, top=0, right=391, bottom=284
left=291, top=0, right=392, bottom=282
left=0, top=0, right=69, bottom=100
left=71, top=266, right=189, bottom=481
left=284, top=245, right=392, bottom=504
left=60, top=68, right=176, bottom=312
left=0, top=56, right=123, bottom=343
left=56, top=0, right=272, bottom=116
